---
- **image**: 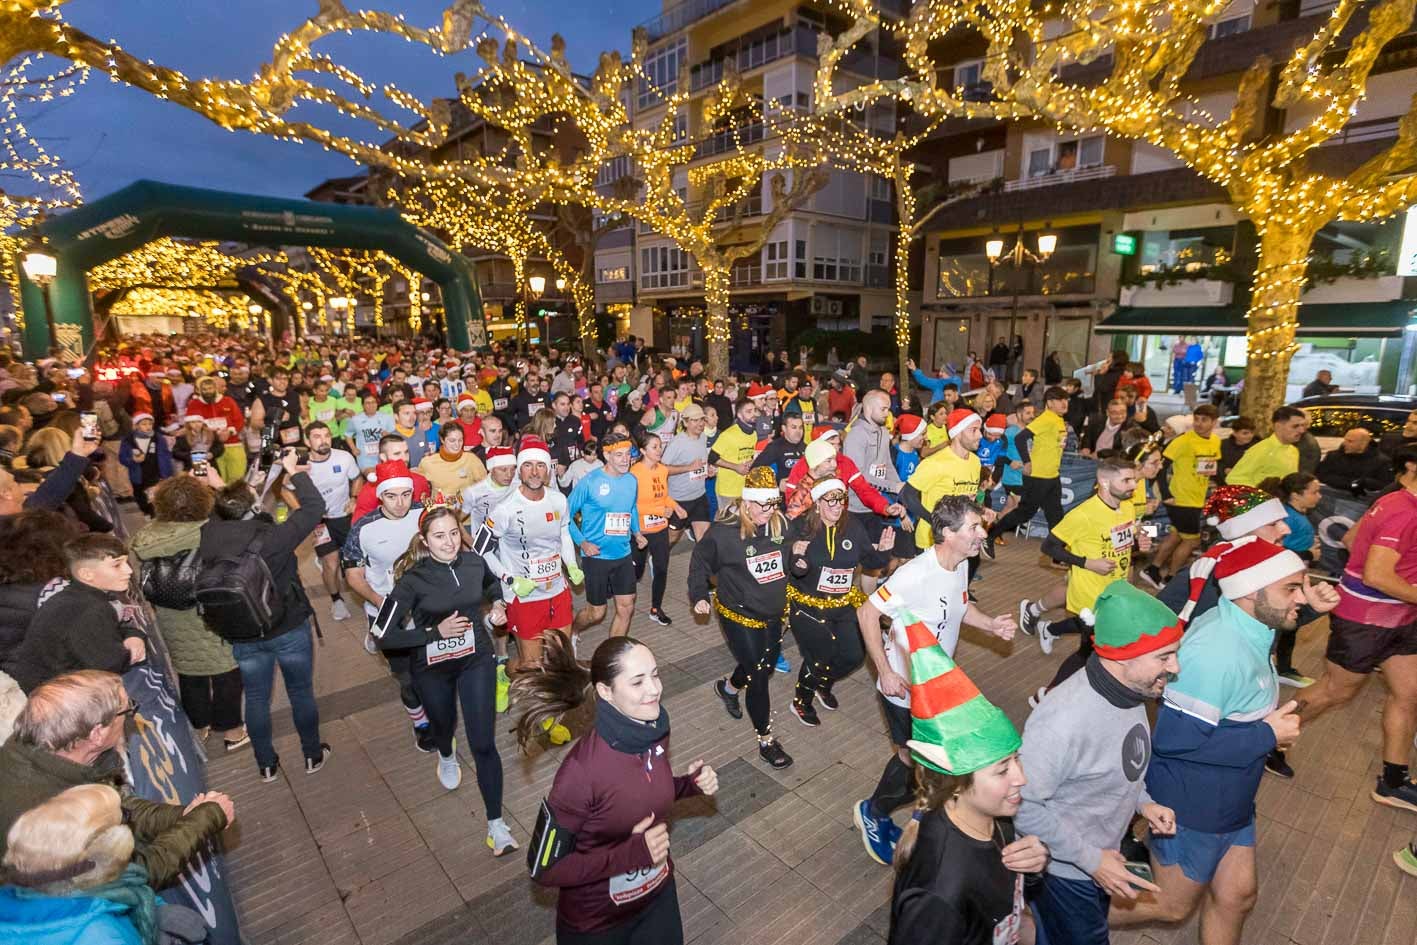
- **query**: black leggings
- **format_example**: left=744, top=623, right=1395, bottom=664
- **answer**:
left=1044, top=617, right=1091, bottom=690
left=633, top=529, right=670, bottom=609
left=789, top=602, right=864, bottom=703
left=720, top=613, right=785, bottom=737
left=557, top=878, right=683, bottom=945
left=989, top=475, right=1064, bottom=538
left=178, top=668, right=243, bottom=732
left=412, top=651, right=504, bottom=819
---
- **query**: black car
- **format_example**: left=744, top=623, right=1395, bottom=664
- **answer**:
left=1290, top=394, right=1417, bottom=443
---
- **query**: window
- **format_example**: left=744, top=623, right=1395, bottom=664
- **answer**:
left=671, top=109, right=688, bottom=144
left=1210, top=15, right=1249, bottom=38
left=1027, top=148, right=1052, bottom=178
left=868, top=174, right=892, bottom=202
left=764, top=240, right=789, bottom=280
left=597, top=155, right=634, bottom=186
left=598, top=266, right=629, bottom=283
left=870, top=247, right=888, bottom=267
left=813, top=228, right=863, bottom=283
left=794, top=240, right=807, bottom=279
left=1077, top=135, right=1104, bottom=167
left=640, top=246, right=691, bottom=289
left=1031, top=135, right=1103, bottom=177
left=953, top=59, right=983, bottom=90
left=638, top=38, right=686, bottom=110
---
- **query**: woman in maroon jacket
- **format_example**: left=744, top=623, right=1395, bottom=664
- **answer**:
left=514, top=632, right=718, bottom=945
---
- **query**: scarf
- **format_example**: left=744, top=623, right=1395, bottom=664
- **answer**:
left=594, top=696, right=669, bottom=755
left=12, top=863, right=159, bottom=945
left=1085, top=653, right=1146, bottom=710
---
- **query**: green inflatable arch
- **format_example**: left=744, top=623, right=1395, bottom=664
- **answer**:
left=16, top=180, right=483, bottom=358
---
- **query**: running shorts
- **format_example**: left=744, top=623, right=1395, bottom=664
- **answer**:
left=315, top=515, right=352, bottom=558
left=1325, top=614, right=1417, bottom=675
left=582, top=555, right=637, bottom=606
left=507, top=588, right=575, bottom=640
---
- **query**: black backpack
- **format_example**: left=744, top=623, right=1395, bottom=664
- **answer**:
left=139, top=548, right=201, bottom=611
left=194, top=522, right=278, bottom=642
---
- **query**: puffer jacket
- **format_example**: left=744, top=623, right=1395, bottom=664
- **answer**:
left=130, top=521, right=236, bottom=677
left=0, top=886, right=143, bottom=945
left=0, top=582, right=42, bottom=670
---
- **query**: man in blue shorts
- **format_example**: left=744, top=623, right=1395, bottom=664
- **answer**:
left=568, top=431, right=646, bottom=642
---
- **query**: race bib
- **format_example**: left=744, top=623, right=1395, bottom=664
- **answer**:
left=494, top=397, right=509, bottom=411
left=689, top=464, right=708, bottom=481
left=869, top=463, right=887, bottom=480
left=816, top=567, right=854, bottom=595
left=1109, top=521, right=1135, bottom=552
left=748, top=550, right=785, bottom=584
left=316, top=408, right=335, bottom=422
left=203, top=417, right=226, bottom=432
left=607, top=860, right=668, bottom=906
left=425, top=631, right=476, bottom=665
left=605, top=512, right=631, bottom=537
left=1195, top=457, right=1218, bottom=476
left=528, top=553, right=561, bottom=584
left=313, top=524, right=330, bottom=546
left=361, top=441, right=378, bottom=455
left=527, top=403, right=544, bottom=416
left=644, top=513, right=667, bottom=530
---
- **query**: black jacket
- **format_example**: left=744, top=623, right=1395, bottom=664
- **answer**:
left=1079, top=414, right=1134, bottom=454
left=8, top=581, right=142, bottom=692
left=0, top=581, right=42, bottom=673
left=371, top=550, right=502, bottom=672
left=751, top=435, right=806, bottom=479
left=1317, top=445, right=1390, bottom=495
left=788, top=515, right=869, bottom=597
left=1219, top=437, right=1253, bottom=480
left=689, top=520, right=789, bottom=620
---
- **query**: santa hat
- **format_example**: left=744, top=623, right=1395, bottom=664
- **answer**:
left=485, top=446, right=516, bottom=470
left=812, top=425, right=840, bottom=442
left=984, top=413, right=1007, bottom=433
left=1212, top=536, right=1305, bottom=600
left=373, top=460, right=414, bottom=497
left=804, top=438, right=836, bottom=469
left=747, top=382, right=774, bottom=399
left=457, top=392, right=478, bottom=408
left=131, top=412, right=154, bottom=424
left=896, top=414, right=925, bottom=442
left=810, top=477, right=847, bottom=501
left=183, top=414, right=205, bottom=425
left=1085, top=581, right=1183, bottom=660
left=516, top=436, right=552, bottom=468
left=947, top=408, right=981, bottom=438
left=412, top=397, right=433, bottom=412
left=897, top=607, right=1020, bottom=776
left=741, top=465, right=781, bottom=504
left=1205, top=485, right=1286, bottom=541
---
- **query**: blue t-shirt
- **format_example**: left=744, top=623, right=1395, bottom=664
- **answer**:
left=1282, top=504, right=1315, bottom=557
left=568, top=468, right=640, bottom=561
left=1002, top=425, right=1025, bottom=487
left=977, top=436, right=1005, bottom=469
left=894, top=447, right=920, bottom=482
left=346, top=412, right=397, bottom=470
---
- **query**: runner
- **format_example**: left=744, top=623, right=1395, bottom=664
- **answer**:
left=295, top=421, right=361, bottom=622
left=984, top=386, right=1070, bottom=557
left=462, top=445, right=518, bottom=523
left=371, top=500, right=517, bottom=855
left=342, top=460, right=435, bottom=753
left=630, top=433, right=685, bottom=626
left=853, top=495, right=1017, bottom=866
left=842, top=390, right=910, bottom=591
left=709, top=398, right=759, bottom=505
left=346, top=390, right=397, bottom=473
left=351, top=432, right=432, bottom=521
left=691, top=466, right=794, bottom=768
left=1145, top=403, right=1221, bottom=588
left=569, top=431, right=646, bottom=642
left=663, top=403, right=713, bottom=545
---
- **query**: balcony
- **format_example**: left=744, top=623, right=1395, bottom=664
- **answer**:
left=693, top=120, right=765, bottom=159
left=1119, top=279, right=1236, bottom=308
left=641, top=0, right=740, bottom=43
left=1301, top=274, right=1406, bottom=305
left=1004, top=164, right=1117, bottom=192
left=690, top=26, right=818, bottom=92
left=1316, top=117, right=1402, bottom=148
left=712, top=193, right=763, bottom=224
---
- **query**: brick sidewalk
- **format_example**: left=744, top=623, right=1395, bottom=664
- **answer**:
left=203, top=535, right=1417, bottom=945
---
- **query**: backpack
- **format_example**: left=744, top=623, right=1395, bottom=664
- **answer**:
left=194, top=522, right=278, bottom=642
left=139, top=548, right=201, bottom=611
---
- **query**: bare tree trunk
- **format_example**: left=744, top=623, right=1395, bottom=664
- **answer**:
left=704, top=265, right=732, bottom=380
left=1240, top=223, right=1317, bottom=432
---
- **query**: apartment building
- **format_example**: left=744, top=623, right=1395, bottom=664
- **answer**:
left=915, top=0, right=1417, bottom=400
left=594, top=0, right=906, bottom=371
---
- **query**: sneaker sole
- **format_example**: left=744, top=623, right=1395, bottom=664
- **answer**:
left=1038, top=633, right=1055, bottom=656
left=1372, top=790, right=1417, bottom=813
left=1264, top=765, right=1295, bottom=780
left=792, top=707, right=820, bottom=727
left=852, top=803, right=890, bottom=867
left=224, top=736, right=251, bottom=752
left=1277, top=677, right=1315, bottom=688
left=488, top=838, right=519, bottom=856
left=1018, top=600, right=1036, bottom=637
left=260, top=770, right=279, bottom=783
left=1394, top=848, right=1417, bottom=878
left=1139, top=571, right=1163, bottom=590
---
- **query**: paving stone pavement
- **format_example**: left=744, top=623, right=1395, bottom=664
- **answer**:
left=197, top=533, right=1417, bottom=945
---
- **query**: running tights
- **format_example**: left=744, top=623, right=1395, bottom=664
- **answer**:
left=413, top=651, right=504, bottom=819
left=632, top=529, right=670, bottom=609
left=720, top=613, right=785, bottom=736
left=789, top=602, right=864, bottom=704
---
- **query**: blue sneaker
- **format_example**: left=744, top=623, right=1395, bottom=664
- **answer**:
left=853, top=799, right=897, bottom=866
left=775, top=654, right=791, bottom=674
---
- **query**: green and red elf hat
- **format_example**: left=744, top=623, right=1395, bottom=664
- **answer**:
left=898, top=609, right=1021, bottom=776
left=1081, top=581, right=1184, bottom=659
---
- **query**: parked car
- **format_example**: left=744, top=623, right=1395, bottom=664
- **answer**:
left=1223, top=394, right=1417, bottom=453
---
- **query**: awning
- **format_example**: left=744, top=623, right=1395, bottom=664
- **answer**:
left=1096, top=300, right=1417, bottom=337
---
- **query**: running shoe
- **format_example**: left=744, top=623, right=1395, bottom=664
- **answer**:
left=259, top=761, right=281, bottom=784
left=1140, top=565, right=1165, bottom=590
left=981, top=536, right=997, bottom=561
left=757, top=736, right=793, bottom=769
left=1027, top=685, right=1048, bottom=709
left=437, top=750, right=462, bottom=790
left=1372, top=777, right=1417, bottom=813
left=714, top=679, right=743, bottom=720
left=967, top=589, right=978, bottom=604
left=304, top=744, right=332, bottom=775
left=363, top=631, right=378, bottom=655
left=648, top=607, right=672, bottom=627
left=1018, top=600, right=1039, bottom=637
left=775, top=653, right=792, bottom=674
left=1395, top=842, right=1417, bottom=878
left=1264, top=749, right=1294, bottom=780
left=541, top=717, right=572, bottom=745
left=495, top=663, right=511, bottom=713
left=487, top=818, right=519, bottom=856
left=1276, top=669, right=1315, bottom=688
left=330, top=598, right=352, bottom=621
left=816, top=688, right=840, bottom=711
left=223, top=732, right=251, bottom=752
left=791, top=699, right=820, bottom=727
left=1037, top=620, right=1056, bottom=656
left=414, top=724, right=437, bottom=754
left=853, top=800, right=898, bottom=866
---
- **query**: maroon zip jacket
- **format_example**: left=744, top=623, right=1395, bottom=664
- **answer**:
left=535, top=727, right=702, bottom=934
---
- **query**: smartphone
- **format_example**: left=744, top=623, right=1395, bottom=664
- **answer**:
left=53, top=392, right=67, bottom=403
left=67, top=368, right=85, bottom=379
left=1142, top=524, right=1159, bottom=539
left=190, top=450, right=209, bottom=479
left=1125, top=860, right=1155, bottom=884
left=80, top=411, right=100, bottom=442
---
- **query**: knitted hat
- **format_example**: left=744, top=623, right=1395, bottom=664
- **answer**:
left=741, top=465, right=780, bottom=504
left=1213, top=536, right=1305, bottom=600
left=897, top=607, right=1021, bottom=775
left=517, top=436, right=552, bottom=468
left=810, top=477, right=847, bottom=501
left=373, top=460, right=414, bottom=497
left=947, top=408, right=981, bottom=438
left=896, top=414, right=925, bottom=441
left=804, top=438, right=836, bottom=469
left=485, top=446, right=516, bottom=470
left=1205, top=485, right=1285, bottom=541
left=984, top=413, right=1007, bottom=432
left=1086, top=582, right=1183, bottom=660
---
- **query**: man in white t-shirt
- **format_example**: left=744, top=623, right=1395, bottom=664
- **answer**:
left=295, top=421, right=361, bottom=621
left=851, top=494, right=1018, bottom=867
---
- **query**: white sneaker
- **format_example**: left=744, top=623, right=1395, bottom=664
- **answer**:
left=331, top=598, right=351, bottom=621
left=363, top=631, right=378, bottom=655
left=486, top=817, right=519, bottom=856
left=437, top=749, right=461, bottom=790
left=1027, top=685, right=1049, bottom=709
left=1037, top=620, right=1056, bottom=655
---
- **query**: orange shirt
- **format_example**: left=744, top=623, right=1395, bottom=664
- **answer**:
left=631, top=460, right=673, bottom=533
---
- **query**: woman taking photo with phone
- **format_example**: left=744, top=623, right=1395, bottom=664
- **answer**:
left=515, top=632, right=717, bottom=945
left=370, top=499, right=516, bottom=856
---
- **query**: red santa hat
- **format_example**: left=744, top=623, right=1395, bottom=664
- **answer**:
left=373, top=460, right=414, bottom=497
left=947, top=408, right=980, bottom=438
left=984, top=413, right=1007, bottom=432
left=1213, top=536, right=1305, bottom=601
left=412, top=397, right=433, bottom=412
left=457, top=392, right=478, bottom=409
left=747, top=382, right=774, bottom=399
left=485, top=446, right=517, bottom=470
left=131, top=412, right=154, bottom=425
left=812, top=425, right=841, bottom=442
left=896, top=414, right=925, bottom=441
left=516, top=436, right=552, bottom=468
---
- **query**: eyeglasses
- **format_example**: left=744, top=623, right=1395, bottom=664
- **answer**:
left=819, top=493, right=847, bottom=506
left=111, top=701, right=138, bottom=723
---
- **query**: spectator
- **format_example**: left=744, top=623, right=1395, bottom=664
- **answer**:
left=1380, top=410, right=1417, bottom=457
left=1060, top=377, right=1089, bottom=434
left=13, top=428, right=111, bottom=533
left=1044, top=350, right=1063, bottom=385
left=1115, top=362, right=1153, bottom=403
left=0, top=672, right=231, bottom=882
left=1079, top=399, right=1134, bottom=457
left=8, top=535, right=143, bottom=693
left=1296, top=411, right=1321, bottom=475
left=1317, top=428, right=1389, bottom=496
left=1129, top=394, right=1161, bottom=435
left=116, top=413, right=172, bottom=517
left=203, top=449, right=330, bottom=781
left=988, top=337, right=1010, bottom=378
left=131, top=475, right=247, bottom=752
left=0, top=510, right=82, bottom=674
left=1219, top=416, right=1257, bottom=480
left=1092, top=350, right=1128, bottom=408
left=1302, top=369, right=1339, bottom=399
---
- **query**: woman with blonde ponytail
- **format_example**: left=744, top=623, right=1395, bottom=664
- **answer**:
left=515, top=631, right=717, bottom=945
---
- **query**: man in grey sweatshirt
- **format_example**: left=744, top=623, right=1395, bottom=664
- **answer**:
left=842, top=390, right=908, bottom=587
left=1015, top=582, right=1182, bottom=944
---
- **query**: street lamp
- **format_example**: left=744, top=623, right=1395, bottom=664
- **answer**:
left=21, top=242, right=58, bottom=354
left=527, top=275, right=546, bottom=298
left=555, top=276, right=567, bottom=294
left=985, top=227, right=1057, bottom=381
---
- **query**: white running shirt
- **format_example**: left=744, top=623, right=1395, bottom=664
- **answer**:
left=461, top=477, right=515, bottom=526
left=344, top=511, right=422, bottom=617
left=306, top=449, right=359, bottom=519
left=868, top=548, right=969, bottom=709
left=484, top=488, right=578, bottom=601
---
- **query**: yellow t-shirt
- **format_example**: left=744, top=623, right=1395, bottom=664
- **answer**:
left=710, top=424, right=759, bottom=499
left=1225, top=434, right=1298, bottom=488
left=472, top=389, right=494, bottom=416
left=1131, top=480, right=1150, bottom=519
left=1053, top=494, right=1137, bottom=614
left=1025, top=410, right=1068, bottom=479
left=925, top=423, right=951, bottom=450
left=1163, top=431, right=1222, bottom=507
left=908, top=446, right=982, bottom=549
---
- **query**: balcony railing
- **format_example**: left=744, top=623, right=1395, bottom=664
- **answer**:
left=694, top=120, right=765, bottom=159
left=641, top=0, right=740, bottom=42
left=713, top=193, right=763, bottom=223
left=1004, top=164, right=1116, bottom=192
left=1317, top=117, right=1402, bottom=147
left=690, top=26, right=819, bottom=92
